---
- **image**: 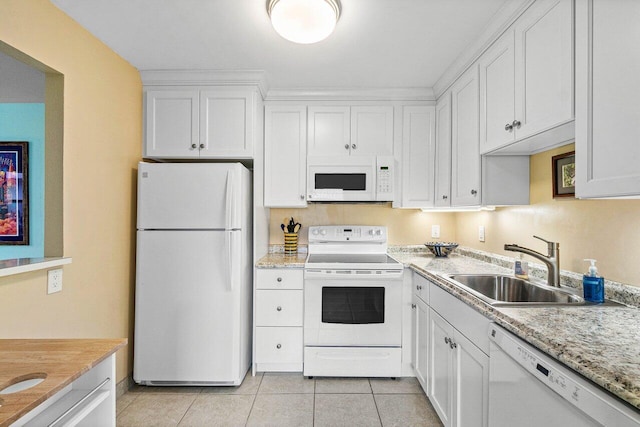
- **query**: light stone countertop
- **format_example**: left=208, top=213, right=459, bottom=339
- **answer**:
left=391, top=251, right=640, bottom=412
left=256, top=247, right=640, bottom=411
left=0, top=339, right=127, bottom=426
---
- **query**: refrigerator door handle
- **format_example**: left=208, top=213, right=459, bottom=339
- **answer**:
left=224, top=169, right=234, bottom=230
left=224, top=230, right=234, bottom=291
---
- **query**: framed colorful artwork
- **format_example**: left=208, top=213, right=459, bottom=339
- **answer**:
left=0, top=142, right=28, bottom=245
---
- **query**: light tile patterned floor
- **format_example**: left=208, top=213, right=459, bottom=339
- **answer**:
left=117, top=373, right=443, bottom=426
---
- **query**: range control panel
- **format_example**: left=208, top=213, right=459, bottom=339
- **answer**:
left=308, top=225, right=387, bottom=243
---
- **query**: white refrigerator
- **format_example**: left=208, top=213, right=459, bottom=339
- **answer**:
left=133, top=162, right=252, bottom=386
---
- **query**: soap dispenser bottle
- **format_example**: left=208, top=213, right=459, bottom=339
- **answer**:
left=583, top=259, right=604, bottom=303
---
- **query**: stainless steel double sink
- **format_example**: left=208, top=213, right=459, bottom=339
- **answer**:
left=441, top=274, right=618, bottom=307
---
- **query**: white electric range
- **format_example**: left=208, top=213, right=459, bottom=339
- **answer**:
left=303, top=225, right=403, bottom=378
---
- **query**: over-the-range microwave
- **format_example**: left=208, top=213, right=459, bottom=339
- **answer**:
left=307, top=156, right=394, bottom=202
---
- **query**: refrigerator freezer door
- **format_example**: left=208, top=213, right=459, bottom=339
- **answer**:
left=137, top=162, right=246, bottom=230
left=134, top=229, right=248, bottom=384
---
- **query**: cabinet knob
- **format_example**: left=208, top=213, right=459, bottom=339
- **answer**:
left=351, top=144, right=357, bottom=149
left=300, top=195, right=305, bottom=200
left=416, top=285, right=422, bottom=290
left=471, top=189, right=477, bottom=196
left=442, top=195, right=448, bottom=200
left=411, top=304, right=416, bottom=309
left=276, top=344, right=282, bottom=349
left=444, top=337, right=450, bottom=344
left=199, top=143, right=205, bottom=149
left=191, top=143, right=197, bottom=149
left=505, top=123, right=513, bottom=131
left=345, top=144, right=350, bottom=150
left=276, top=306, right=282, bottom=312
left=512, top=120, right=521, bottom=129
left=277, top=277, right=282, bottom=282
left=450, top=341, right=457, bottom=350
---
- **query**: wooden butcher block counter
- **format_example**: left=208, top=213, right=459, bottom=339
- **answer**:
left=0, top=339, right=126, bottom=426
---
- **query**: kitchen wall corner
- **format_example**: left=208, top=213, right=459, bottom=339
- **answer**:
left=455, top=143, right=640, bottom=287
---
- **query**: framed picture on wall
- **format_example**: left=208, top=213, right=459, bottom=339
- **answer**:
left=552, top=151, right=575, bottom=198
left=0, top=142, right=29, bottom=245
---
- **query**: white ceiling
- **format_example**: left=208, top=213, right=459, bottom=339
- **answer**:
left=50, top=0, right=511, bottom=90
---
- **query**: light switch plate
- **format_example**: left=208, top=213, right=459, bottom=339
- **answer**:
left=47, top=269, right=63, bottom=294
left=479, top=226, right=486, bottom=242
left=431, top=225, right=441, bottom=238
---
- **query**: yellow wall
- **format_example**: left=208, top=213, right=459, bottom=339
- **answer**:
left=270, top=204, right=456, bottom=246
left=456, top=144, right=640, bottom=286
left=0, top=0, right=141, bottom=383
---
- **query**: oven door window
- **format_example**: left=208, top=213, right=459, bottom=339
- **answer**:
left=322, top=287, right=385, bottom=324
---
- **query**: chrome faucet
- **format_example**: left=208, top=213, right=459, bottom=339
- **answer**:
left=504, top=236, right=560, bottom=287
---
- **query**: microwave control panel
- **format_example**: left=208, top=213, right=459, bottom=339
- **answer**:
left=376, top=156, right=394, bottom=200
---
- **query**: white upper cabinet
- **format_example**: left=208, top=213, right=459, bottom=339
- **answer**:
left=144, top=86, right=258, bottom=159
left=145, top=89, right=199, bottom=158
left=451, top=65, right=481, bottom=206
left=307, top=105, right=394, bottom=157
left=479, top=31, right=516, bottom=153
left=398, top=106, right=436, bottom=208
left=480, top=0, right=574, bottom=154
left=307, top=106, right=350, bottom=156
left=264, top=105, right=307, bottom=207
left=351, top=106, right=394, bottom=156
left=575, top=0, right=640, bottom=198
left=199, top=88, right=256, bottom=158
left=434, top=92, right=452, bottom=207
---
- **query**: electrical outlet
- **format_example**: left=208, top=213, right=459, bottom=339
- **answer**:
left=479, top=226, right=486, bottom=242
left=47, top=269, right=63, bottom=294
left=431, top=225, right=441, bottom=238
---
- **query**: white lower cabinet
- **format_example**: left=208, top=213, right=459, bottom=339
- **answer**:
left=429, top=308, right=489, bottom=427
left=413, top=297, right=430, bottom=393
left=254, top=268, right=304, bottom=372
left=412, top=273, right=490, bottom=427
left=15, top=355, right=116, bottom=426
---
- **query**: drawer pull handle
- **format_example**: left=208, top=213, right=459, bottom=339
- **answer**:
left=277, top=277, right=283, bottom=282
left=48, top=377, right=111, bottom=427
left=276, top=306, right=282, bottom=311
left=276, top=344, right=282, bottom=349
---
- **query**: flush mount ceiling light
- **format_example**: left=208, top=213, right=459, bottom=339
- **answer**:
left=267, top=0, right=341, bottom=44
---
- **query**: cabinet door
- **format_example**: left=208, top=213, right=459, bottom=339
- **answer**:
left=576, top=0, right=640, bottom=198
left=479, top=31, right=515, bottom=154
left=450, top=65, right=481, bottom=206
left=429, top=308, right=454, bottom=427
left=400, top=106, right=436, bottom=208
left=200, top=88, right=255, bottom=158
left=414, top=297, right=430, bottom=394
left=351, top=106, right=394, bottom=156
left=264, top=105, right=307, bottom=207
left=514, top=0, right=573, bottom=141
left=452, top=331, right=489, bottom=427
left=435, top=93, right=452, bottom=207
left=144, top=90, right=199, bottom=158
left=308, top=106, right=350, bottom=157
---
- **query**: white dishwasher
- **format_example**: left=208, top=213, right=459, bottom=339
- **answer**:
left=488, top=324, right=640, bottom=427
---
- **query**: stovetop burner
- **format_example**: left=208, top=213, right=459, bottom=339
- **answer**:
left=305, top=225, right=402, bottom=272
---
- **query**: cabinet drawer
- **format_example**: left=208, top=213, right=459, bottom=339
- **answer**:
left=413, top=271, right=429, bottom=304
left=255, top=327, right=303, bottom=364
left=256, top=269, right=303, bottom=290
left=255, top=290, right=303, bottom=326
left=430, top=282, right=490, bottom=355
